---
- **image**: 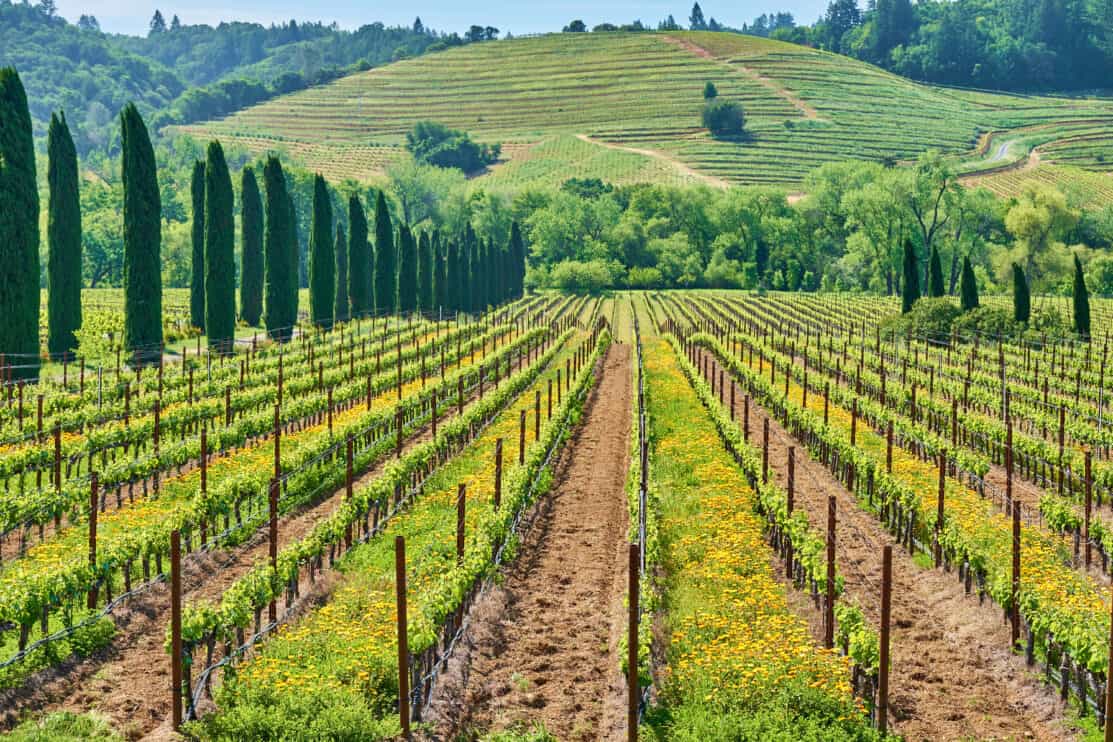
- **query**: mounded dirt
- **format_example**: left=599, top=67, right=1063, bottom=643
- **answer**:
left=424, top=344, right=633, bottom=741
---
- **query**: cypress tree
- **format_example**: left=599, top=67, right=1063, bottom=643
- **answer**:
left=240, top=166, right=264, bottom=326
left=463, top=224, right=477, bottom=312
left=287, top=193, right=301, bottom=325
left=204, top=140, right=235, bottom=354
left=373, top=191, right=396, bottom=315
left=309, top=174, right=334, bottom=330
left=263, top=156, right=295, bottom=342
left=398, top=225, right=418, bottom=314
left=47, top=111, right=82, bottom=359
left=433, top=232, right=447, bottom=314
left=483, top=241, right=497, bottom=310
left=445, top=239, right=460, bottom=312
left=418, top=230, right=434, bottom=315
left=334, top=224, right=349, bottom=323
left=120, top=103, right=162, bottom=365
left=1012, top=262, right=1030, bottom=324
left=348, top=195, right=371, bottom=318
left=900, top=239, right=919, bottom=314
left=0, top=68, right=40, bottom=379
left=189, top=160, right=205, bottom=331
left=960, top=256, right=979, bottom=312
left=509, top=221, right=526, bottom=298
left=928, top=245, right=945, bottom=298
left=1073, top=254, right=1091, bottom=340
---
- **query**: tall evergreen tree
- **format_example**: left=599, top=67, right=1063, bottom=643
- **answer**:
left=308, top=174, right=334, bottom=330
left=433, top=233, right=447, bottom=313
left=47, top=111, right=81, bottom=359
left=373, top=191, right=396, bottom=315
left=203, top=141, right=235, bottom=354
left=348, top=195, right=371, bottom=318
left=240, top=166, right=264, bottom=326
left=189, top=160, right=205, bottom=330
left=287, top=193, right=301, bottom=325
left=418, top=230, right=434, bottom=315
left=263, top=157, right=295, bottom=342
left=398, top=225, right=418, bottom=314
left=0, top=68, right=40, bottom=379
left=1073, top=253, right=1091, bottom=340
left=461, top=225, right=475, bottom=312
left=900, top=239, right=919, bottom=314
left=1012, top=262, right=1030, bottom=324
left=120, top=103, right=162, bottom=365
left=483, top=241, right=497, bottom=310
left=334, top=224, right=349, bottom=323
left=509, top=221, right=526, bottom=299
left=960, top=256, right=979, bottom=312
left=445, top=239, right=460, bottom=312
left=928, top=245, right=945, bottom=297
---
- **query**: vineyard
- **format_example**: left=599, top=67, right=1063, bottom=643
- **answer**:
left=177, top=30, right=1113, bottom=197
left=5, top=291, right=1113, bottom=739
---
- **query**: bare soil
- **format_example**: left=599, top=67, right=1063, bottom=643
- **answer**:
left=709, top=353, right=1078, bottom=742
left=424, top=345, right=633, bottom=741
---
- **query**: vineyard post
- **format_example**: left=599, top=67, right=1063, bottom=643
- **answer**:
left=627, top=542, right=639, bottom=742
left=935, top=451, right=945, bottom=567
left=534, top=391, right=541, bottom=441
left=396, top=338, right=403, bottom=400
left=53, top=425, right=61, bottom=524
left=37, top=393, right=43, bottom=442
left=519, top=410, right=526, bottom=466
left=396, top=409, right=403, bottom=459
left=825, top=495, right=835, bottom=649
left=395, top=535, right=410, bottom=738
left=824, top=382, right=829, bottom=425
left=1059, top=405, right=1066, bottom=495
left=730, top=381, right=735, bottom=421
left=1086, top=449, right=1093, bottom=568
left=1105, top=580, right=1113, bottom=742
left=457, top=483, right=466, bottom=563
left=269, top=478, right=279, bottom=623
left=88, top=473, right=99, bottom=609
left=951, top=398, right=958, bottom=447
left=1011, top=501, right=1020, bottom=646
left=886, top=421, right=893, bottom=473
left=1006, top=421, right=1014, bottom=507
left=850, top=399, right=858, bottom=446
left=479, top=368, right=484, bottom=400
left=548, top=379, right=553, bottom=420
left=273, top=404, right=281, bottom=479
left=787, top=446, right=795, bottom=575
left=878, top=544, right=892, bottom=735
left=345, top=438, right=353, bottom=549
left=328, top=388, right=334, bottom=436
left=744, top=395, right=750, bottom=441
left=457, top=378, right=464, bottom=417
left=495, top=439, right=503, bottom=509
left=762, top=418, right=769, bottom=484
left=225, top=386, right=231, bottom=426
left=431, top=389, right=438, bottom=437
left=171, top=529, right=183, bottom=731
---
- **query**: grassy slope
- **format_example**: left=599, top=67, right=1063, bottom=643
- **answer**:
left=176, top=31, right=1113, bottom=195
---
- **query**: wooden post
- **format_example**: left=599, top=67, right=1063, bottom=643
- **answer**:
left=396, top=408, right=403, bottom=459
left=825, top=495, right=836, bottom=649
left=88, top=473, right=99, bottom=610
left=1011, top=501, right=1020, bottom=647
left=886, top=420, right=893, bottom=474
left=534, top=390, right=541, bottom=441
left=53, top=425, right=62, bottom=527
left=225, top=386, right=232, bottom=426
left=494, top=439, right=503, bottom=509
left=548, top=379, right=553, bottom=420
left=1105, top=579, right=1113, bottom=742
left=269, top=478, right=279, bottom=623
left=457, top=484, right=466, bottom=562
left=345, top=438, right=354, bottom=549
left=1007, top=421, right=1014, bottom=506
left=200, top=426, right=208, bottom=495
left=850, top=399, right=857, bottom=446
left=824, top=381, right=830, bottom=425
left=273, top=405, right=281, bottom=479
left=762, top=418, right=770, bottom=485
left=1086, top=450, right=1094, bottom=569
left=457, top=378, right=464, bottom=416
left=395, top=536, right=410, bottom=738
left=431, top=389, right=438, bottom=438
left=878, top=544, right=892, bottom=735
left=730, top=380, right=735, bottom=421
left=171, top=530, right=183, bottom=731
left=744, top=395, right=751, bottom=441
left=936, top=450, right=945, bottom=567
left=627, top=542, right=640, bottom=742
left=519, top=410, right=527, bottom=466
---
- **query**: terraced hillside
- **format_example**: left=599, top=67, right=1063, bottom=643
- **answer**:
left=177, top=31, right=1113, bottom=192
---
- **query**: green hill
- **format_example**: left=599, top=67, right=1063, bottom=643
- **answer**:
left=177, top=30, right=1113, bottom=192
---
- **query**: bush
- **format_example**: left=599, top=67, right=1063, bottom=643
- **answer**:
left=702, top=100, right=745, bottom=138
left=548, top=259, right=616, bottom=294
left=953, top=306, right=1020, bottom=340
left=883, top=297, right=960, bottom=342
left=626, top=266, right=664, bottom=289
left=405, top=121, right=500, bottom=173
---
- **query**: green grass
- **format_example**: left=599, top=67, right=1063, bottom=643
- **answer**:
left=5, top=712, right=123, bottom=741
left=176, top=31, right=1113, bottom=196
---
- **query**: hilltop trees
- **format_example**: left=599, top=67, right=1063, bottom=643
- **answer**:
left=120, top=103, right=162, bottom=365
left=47, top=111, right=82, bottom=359
left=240, top=166, right=264, bottom=326
left=348, top=195, right=371, bottom=318
left=334, top=225, right=349, bottom=323
left=309, top=174, right=334, bottom=329
left=204, top=140, right=235, bottom=353
left=263, top=156, right=296, bottom=341
left=190, top=160, right=206, bottom=330
left=374, top=191, right=396, bottom=315
left=0, top=68, right=40, bottom=379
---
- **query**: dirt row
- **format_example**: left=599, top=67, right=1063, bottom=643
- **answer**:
left=423, top=344, right=634, bottom=741
left=705, top=351, right=1077, bottom=741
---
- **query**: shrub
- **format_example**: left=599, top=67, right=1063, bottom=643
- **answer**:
left=884, top=297, right=960, bottom=342
left=405, top=121, right=500, bottom=174
left=548, top=259, right=616, bottom=294
left=702, top=100, right=745, bottom=138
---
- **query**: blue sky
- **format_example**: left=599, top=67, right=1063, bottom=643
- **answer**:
left=53, top=1, right=831, bottom=38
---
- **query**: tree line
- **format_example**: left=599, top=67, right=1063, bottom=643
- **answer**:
left=0, top=66, right=525, bottom=379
